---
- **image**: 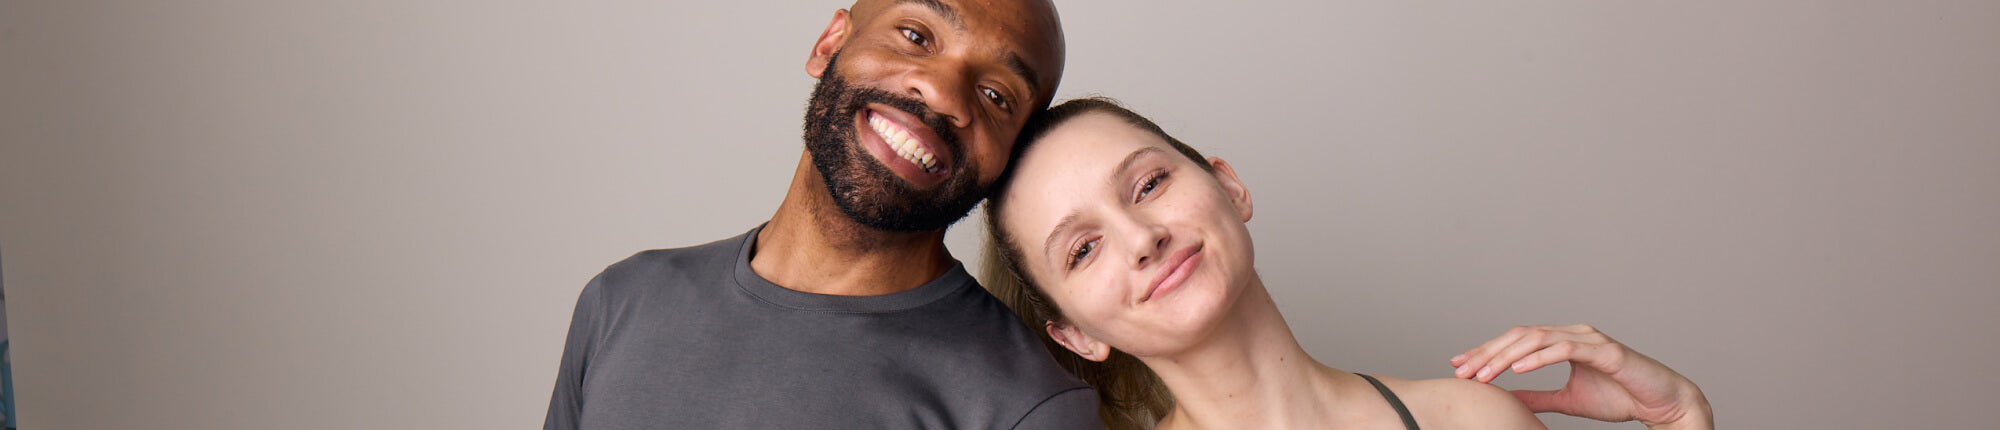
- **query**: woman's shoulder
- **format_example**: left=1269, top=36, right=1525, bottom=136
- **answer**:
left=1365, top=375, right=1547, bottom=430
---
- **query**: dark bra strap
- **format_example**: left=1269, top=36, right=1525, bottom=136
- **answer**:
left=1357, top=373, right=1422, bottom=430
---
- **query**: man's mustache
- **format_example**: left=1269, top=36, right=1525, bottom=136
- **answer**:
left=843, top=87, right=964, bottom=165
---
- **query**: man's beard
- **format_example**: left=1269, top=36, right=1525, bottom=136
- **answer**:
left=803, top=54, right=988, bottom=232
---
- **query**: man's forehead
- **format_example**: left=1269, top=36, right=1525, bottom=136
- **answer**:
left=899, top=0, right=963, bottom=29
left=855, top=0, right=1064, bottom=98
left=863, top=0, right=1055, bottom=21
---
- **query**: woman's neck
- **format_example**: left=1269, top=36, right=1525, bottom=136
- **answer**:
left=1144, top=276, right=1351, bottom=430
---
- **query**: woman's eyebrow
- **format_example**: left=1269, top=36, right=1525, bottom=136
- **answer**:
left=1114, top=147, right=1167, bottom=179
left=1039, top=147, right=1170, bottom=259
left=1104, top=147, right=1168, bottom=192
left=1042, top=211, right=1081, bottom=260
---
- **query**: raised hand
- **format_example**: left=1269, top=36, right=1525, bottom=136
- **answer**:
left=1451, top=324, right=1712, bottom=429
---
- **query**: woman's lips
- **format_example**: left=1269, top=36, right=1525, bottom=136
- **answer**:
left=1144, top=244, right=1204, bottom=302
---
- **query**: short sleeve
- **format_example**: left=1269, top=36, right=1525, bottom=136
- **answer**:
left=544, top=274, right=608, bottom=430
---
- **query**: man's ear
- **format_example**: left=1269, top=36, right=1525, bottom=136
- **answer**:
left=806, top=9, right=852, bottom=78
left=1208, top=157, right=1253, bottom=222
left=1046, top=321, right=1111, bottom=362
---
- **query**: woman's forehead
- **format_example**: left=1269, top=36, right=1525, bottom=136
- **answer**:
left=1026, top=113, right=1162, bottom=171
left=1005, top=114, right=1164, bottom=226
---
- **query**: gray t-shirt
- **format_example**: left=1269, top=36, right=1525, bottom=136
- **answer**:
left=544, top=226, right=1101, bottom=429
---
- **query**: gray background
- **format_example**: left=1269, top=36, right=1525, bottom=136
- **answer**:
left=3, top=0, right=1997, bottom=429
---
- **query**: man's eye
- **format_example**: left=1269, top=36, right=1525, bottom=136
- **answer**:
left=900, top=28, right=927, bottom=47
left=981, top=88, right=1010, bottom=109
left=1066, top=238, right=1098, bottom=270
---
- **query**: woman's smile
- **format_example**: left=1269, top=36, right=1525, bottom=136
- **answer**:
left=1144, top=244, right=1203, bottom=303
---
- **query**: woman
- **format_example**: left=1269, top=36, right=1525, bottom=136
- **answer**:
left=981, top=98, right=1711, bottom=429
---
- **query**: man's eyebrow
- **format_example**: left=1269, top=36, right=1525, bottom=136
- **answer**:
left=1042, top=211, right=1081, bottom=260
left=1006, top=53, right=1042, bottom=100
left=897, top=0, right=962, bottom=30
left=892, top=0, right=1040, bottom=98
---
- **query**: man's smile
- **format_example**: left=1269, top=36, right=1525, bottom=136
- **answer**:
left=870, top=111, right=940, bottom=172
left=857, top=106, right=954, bottom=187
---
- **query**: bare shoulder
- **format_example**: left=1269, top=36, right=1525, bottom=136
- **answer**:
left=1368, top=375, right=1546, bottom=430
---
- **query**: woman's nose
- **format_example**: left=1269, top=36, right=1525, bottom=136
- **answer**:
left=1128, top=222, right=1171, bottom=269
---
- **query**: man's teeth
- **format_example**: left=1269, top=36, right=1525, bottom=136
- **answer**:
left=869, top=114, right=941, bottom=173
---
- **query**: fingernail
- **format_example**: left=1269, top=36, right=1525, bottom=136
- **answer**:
left=1454, top=364, right=1470, bottom=377
left=1476, top=365, right=1493, bottom=380
left=1451, top=354, right=1466, bottom=363
left=1512, top=362, right=1526, bottom=372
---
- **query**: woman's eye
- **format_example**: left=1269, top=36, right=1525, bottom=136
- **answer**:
left=981, top=87, right=1010, bottom=109
left=900, top=28, right=927, bottom=47
left=1135, top=171, right=1167, bottom=202
left=1066, top=238, right=1098, bottom=270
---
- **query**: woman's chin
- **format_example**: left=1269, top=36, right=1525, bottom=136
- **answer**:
left=1126, top=280, right=1236, bottom=356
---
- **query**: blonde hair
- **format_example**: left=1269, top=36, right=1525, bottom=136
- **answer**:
left=979, top=236, right=1173, bottom=430
left=978, top=97, right=1213, bottom=429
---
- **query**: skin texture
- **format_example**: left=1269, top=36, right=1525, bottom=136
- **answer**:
left=1452, top=324, right=1715, bottom=430
left=753, top=0, right=1063, bottom=297
left=1008, top=113, right=1257, bottom=361
left=994, top=112, right=1547, bottom=429
left=746, top=2, right=1711, bottom=427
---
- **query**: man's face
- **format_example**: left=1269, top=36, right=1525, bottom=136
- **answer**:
left=802, top=0, right=1063, bottom=232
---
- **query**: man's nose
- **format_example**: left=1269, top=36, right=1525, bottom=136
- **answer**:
left=902, top=68, right=973, bottom=129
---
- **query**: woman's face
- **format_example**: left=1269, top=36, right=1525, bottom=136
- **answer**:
left=998, top=112, right=1256, bottom=360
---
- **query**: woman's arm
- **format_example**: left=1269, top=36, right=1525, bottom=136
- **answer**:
left=1451, top=324, right=1712, bottom=430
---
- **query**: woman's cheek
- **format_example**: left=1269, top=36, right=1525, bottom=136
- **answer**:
left=1087, top=274, right=1123, bottom=315
left=1078, top=272, right=1132, bottom=325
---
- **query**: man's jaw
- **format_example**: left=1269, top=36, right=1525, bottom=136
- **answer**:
left=856, top=105, right=954, bottom=188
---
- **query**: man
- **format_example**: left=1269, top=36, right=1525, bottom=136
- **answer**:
left=543, top=0, right=1089, bottom=428
left=546, top=0, right=1719, bottom=428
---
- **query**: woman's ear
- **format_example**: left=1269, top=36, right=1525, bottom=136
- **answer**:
left=805, top=9, right=852, bottom=78
left=1047, top=321, right=1112, bottom=362
left=1208, top=157, right=1253, bottom=222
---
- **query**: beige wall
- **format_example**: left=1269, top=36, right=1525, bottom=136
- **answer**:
left=4, top=1, right=1996, bottom=428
